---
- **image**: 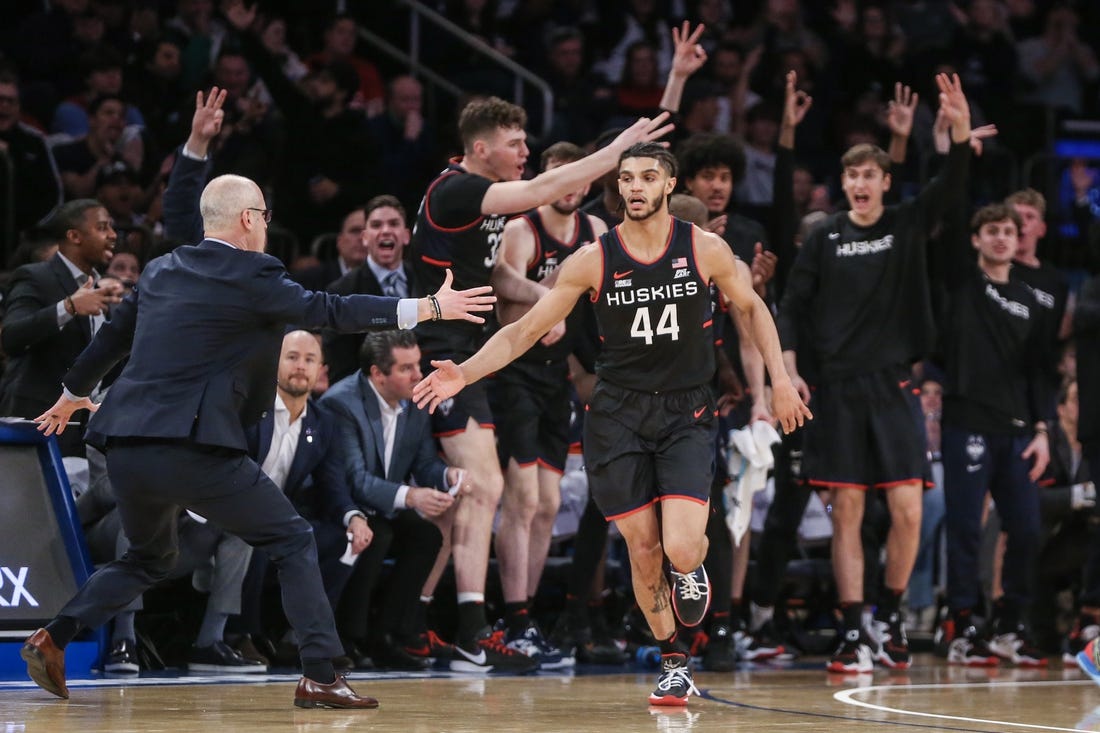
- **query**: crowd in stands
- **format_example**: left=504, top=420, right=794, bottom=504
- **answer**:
left=1, top=0, right=1100, bottom=676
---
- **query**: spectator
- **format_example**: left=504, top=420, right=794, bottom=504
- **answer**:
left=51, top=48, right=145, bottom=137
left=366, top=76, right=439, bottom=217
left=537, top=26, right=613, bottom=145
left=94, top=160, right=153, bottom=258
left=124, top=36, right=187, bottom=158
left=259, top=15, right=310, bottom=82
left=165, top=0, right=229, bottom=90
left=0, top=70, right=63, bottom=246
left=612, top=41, right=666, bottom=120
left=709, top=42, right=762, bottom=135
left=291, top=206, right=366, bottom=292
left=1016, top=3, right=1099, bottom=115
left=592, top=0, right=672, bottom=88
left=227, top=3, right=378, bottom=245
left=949, top=0, right=1017, bottom=127
left=305, top=13, right=384, bottom=117
left=52, top=94, right=139, bottom=200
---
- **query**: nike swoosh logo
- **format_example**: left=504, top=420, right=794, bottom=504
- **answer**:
left=828, top=232, right=840, bottom=239
left=456, top=646, right=487, bottom=665
left=693, top=406, right=706, bottom=418
left=613, top=270, right=633, bottom=279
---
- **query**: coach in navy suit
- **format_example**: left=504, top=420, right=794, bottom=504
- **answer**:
left=321, top=330, right=461, bottom=668
left=241, top=330, right=372, bottom=640
left=23, top=170, right=494, bottom=709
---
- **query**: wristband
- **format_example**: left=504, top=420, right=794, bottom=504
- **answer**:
left=427, top=293, right=442, bottom=321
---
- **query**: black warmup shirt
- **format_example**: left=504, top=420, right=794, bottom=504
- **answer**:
left=939, top=259, right=1053, bottom=435
left=777, top=141, right=969, bottom=382
left=514, top=208, right=595, bottom=365
left=410, top=160, right=514, bottom=352
left=592, top=217, right=715, bottom=392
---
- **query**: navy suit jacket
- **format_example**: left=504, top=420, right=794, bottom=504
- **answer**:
left=319, top=372, right=447, bottom=516
left=64, top=240, right=405, bottom=451
left=322, top=261, right=417, bottom=383
left=245, top=399, right=357, bottom=525
left=160, top=145, right=208, bottom=245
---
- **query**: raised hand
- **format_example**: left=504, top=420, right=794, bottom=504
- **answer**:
left=935, top=72, right=971, bottom=142
left=36, top=393, right=99, bottom=436
left=413, top=360, right=467, bottom=413
left=431, top=269, right=496, bottom=323
left=886, top=82, right=918, bottom=139
left=614, top=111, right=675, bottom=149
left=71, top=277, right=123, bottom=316
left=670, top=21, right=707, bottom=79
left=187, top=87, right=228, bottom=156
left=782, top=70, right=813, bottom=129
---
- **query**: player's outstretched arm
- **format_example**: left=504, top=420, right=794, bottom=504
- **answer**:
left=414, top=245, right=600, bottom=413
left=698, top=229, right=812, bottom=433
left=480, top=114, right=674, bottom=216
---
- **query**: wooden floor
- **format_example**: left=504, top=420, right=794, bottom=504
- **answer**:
left=3, top=654, right=1098, bottom=732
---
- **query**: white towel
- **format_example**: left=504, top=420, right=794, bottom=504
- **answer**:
left=723, top=421, right=782, bottom=546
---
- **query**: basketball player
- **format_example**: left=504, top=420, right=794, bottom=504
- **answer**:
left=414, top=142, right=810, bottom=706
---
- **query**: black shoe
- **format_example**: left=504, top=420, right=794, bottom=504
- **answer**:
left=702, top=624, right=735, bottom=672
left=104, top=638, right=140, bottom=674
left=188, top=640, right=268, bottom=673
left=373, top=634, right=430, bottom=671
left=449, top=627, right=539, bottom=674
left=228, top=634, right=270, bottom=667
left=669, top=565, right=711, bottom=627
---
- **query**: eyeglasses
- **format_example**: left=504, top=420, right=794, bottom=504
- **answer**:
left=245, top=207, right=273, bottom=223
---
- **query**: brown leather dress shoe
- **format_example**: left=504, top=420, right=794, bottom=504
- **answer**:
left=21, top=628, right=68, bottom=699
left=293, top=676, right=379, bottom=709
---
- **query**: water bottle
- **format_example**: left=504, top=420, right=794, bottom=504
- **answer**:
left=635, top=645, right=662, bottom=668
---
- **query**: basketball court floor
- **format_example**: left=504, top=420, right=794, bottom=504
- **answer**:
left=3, top=654, right=1097, bottom=732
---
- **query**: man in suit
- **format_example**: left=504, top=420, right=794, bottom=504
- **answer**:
left=23, top=172, right=495, bottom=709
left=321, top=330, right=463, bottom=670
left=0, top=199, right=124, bottom=457
left=292, top=207, right=368, bottom=293
left=324, top=194, right=415, bottom=383
left=239, top=330, right=372, bottom=653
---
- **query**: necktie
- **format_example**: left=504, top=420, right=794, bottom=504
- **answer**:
left=382, top=270, right=402, bottom=298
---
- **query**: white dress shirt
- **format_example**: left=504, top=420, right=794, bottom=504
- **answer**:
left=55, top=252, right=104, bottom=335
left=260, top=394, right=303, bottom=490
left=366, top=379, right=413, bottom=512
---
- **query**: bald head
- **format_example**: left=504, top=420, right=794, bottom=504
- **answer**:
left=200, top=174, right=267, bottom=248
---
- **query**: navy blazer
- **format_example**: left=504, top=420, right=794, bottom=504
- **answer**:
left=160, top=145, right=209, bottom=245
left=64, top=240, right=404, bottom=451
left=322, top=261, right=417, bottom=383
left=245, top=399, right=357, bottom=525
left=319, top=372, right=447, bottom=515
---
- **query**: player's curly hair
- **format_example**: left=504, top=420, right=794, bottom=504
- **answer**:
left=458, top=97, right=527, bottom=150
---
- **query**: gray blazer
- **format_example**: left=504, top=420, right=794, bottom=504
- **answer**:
left=319, top=372, right=448, bottom=515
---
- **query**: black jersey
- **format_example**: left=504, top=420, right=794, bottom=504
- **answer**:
left=592, top=217, right=715, bottom=392
left=410, top=161, right=513, bottom=352
left=516, top=209, right=595, bottom=365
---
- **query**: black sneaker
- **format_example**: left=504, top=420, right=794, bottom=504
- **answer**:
left=647, top=652, right=699, bottom=706
left=187, top=640, right=268, bottom=673
left=104, top=638, right=140, bottom=674
left=947, top=625, right=1000, bottom=667
left=989, top=624, right=1048, bottom=668
left=449, top=627, right=539, bottom=674
left=742, top=620, right=789, bottom=661
left=669, top=566, right=711, bottom=627
left=867, top=611, right=911, bottom=669
left=702, top=623, right=735, bottom=672
left=826, top=629, right=872, bottom=673
left=1063, top=616, right=1100, bottom=664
